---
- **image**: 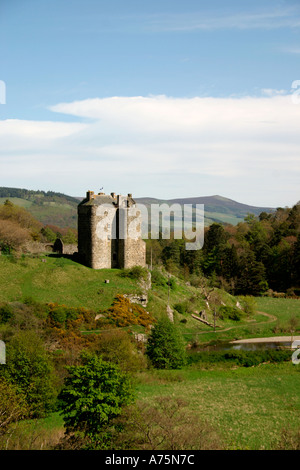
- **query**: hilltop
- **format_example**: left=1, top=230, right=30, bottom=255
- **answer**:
left=136, top=194, right=274, bottom=226
left=0, top=187, right=275, bottom=229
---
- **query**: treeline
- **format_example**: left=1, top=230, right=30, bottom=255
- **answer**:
left=0, top=187, right=78, bottom=206
left=146, top=203, right=300, bottom=296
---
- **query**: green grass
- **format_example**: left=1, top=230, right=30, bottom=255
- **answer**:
left=0, top=197, right=33, bottom=209
left=0, top=255, right=142, bottom=311
left=1, top=254, right=299, bottom=343
left=256, top=297, right=300, bottom=322
left=21, top=363, right=300, bottom=450
left=135, top=363, right=300, bottom=450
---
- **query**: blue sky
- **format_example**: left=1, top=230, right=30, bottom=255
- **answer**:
left=0, top=0, right=300, bottom=207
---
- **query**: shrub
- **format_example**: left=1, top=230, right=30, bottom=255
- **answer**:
left=218, top=306, right=244, bottom=321
left=238, top=296, right=257, bottom=316
left=187, top=349, right=291, bottom=367
left=106, top=295, right=154, bottom=328
left=174, top=302, right=186, bottom=314
left=151, top=269, right=167, bottom=287
left=110, top=397, right=223, bottom=450
left=120, top=266, right=148, bottom=281
left=0, top=303, right=14, bottom=323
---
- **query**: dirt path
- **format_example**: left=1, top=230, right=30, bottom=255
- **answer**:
left=194, top=310, right=277, bottom=336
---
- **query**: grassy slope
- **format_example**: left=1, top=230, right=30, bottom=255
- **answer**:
left=0, top=255, right=142, bottom=311
left=136, top=363, right=300, bottom=450
left=1, top=255, right=299, bottom=343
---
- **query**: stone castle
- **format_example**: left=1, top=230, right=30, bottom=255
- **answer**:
left=77, top=191, right=146, bottom=269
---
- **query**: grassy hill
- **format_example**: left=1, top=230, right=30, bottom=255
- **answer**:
left=0, top=187, right=78, bottom=229
left=0, top=252, right=293, bottom=344
left=0, top=187, right=275, bottom=230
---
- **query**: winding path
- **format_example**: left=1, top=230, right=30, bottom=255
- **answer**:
left=194, top=310, right=277, bottom=336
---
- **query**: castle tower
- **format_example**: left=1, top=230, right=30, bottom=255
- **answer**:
left=77, top=191, right=146, bottom=269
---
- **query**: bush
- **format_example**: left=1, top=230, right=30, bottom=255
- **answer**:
left=218, top=306, right=244, bottom=321
left=110, top=397, right=224, bottom=450
left=238, top=296, right=257, bottom=316
left=187, top=349, right=291, bottom=367
left=151, top=269, right=167, bottom=287
left=0, top=303, right=14, bottom=323
left=106, top=295, right=154, bottom=328
left=0, top=331, right=57, bottom=417
left=174, top=302, right=186, bottom=314
left=120, top=266, right=148, bottom=281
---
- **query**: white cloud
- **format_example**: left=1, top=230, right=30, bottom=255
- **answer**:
left=261, top=88, right=287, bottom=97
left=143, top=7, right=300, bottom=32
left=1, top=94, right=300, bottom=207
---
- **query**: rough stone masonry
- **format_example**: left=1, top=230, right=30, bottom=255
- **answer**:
left=77, top=191, right=146, bottom=269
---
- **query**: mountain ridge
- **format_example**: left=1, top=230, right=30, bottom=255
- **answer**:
left=0, top=186, right=275, bottom=228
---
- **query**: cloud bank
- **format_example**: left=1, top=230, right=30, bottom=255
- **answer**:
left=0, top=94, right=299, bottom=207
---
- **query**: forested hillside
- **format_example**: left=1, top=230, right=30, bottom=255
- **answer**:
left=0, top=187, right=79, bottom=228
left=146, top=203, right=300, bottom=296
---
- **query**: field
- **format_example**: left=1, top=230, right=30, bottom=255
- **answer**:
left=135, top=363, right=300, bottom=450
left=17, top=362, right=300, bottom=450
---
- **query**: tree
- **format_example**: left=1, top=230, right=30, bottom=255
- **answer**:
left=1, top=331, right=57, bottom=417
left=0, top=378, right=28, bottom=449
left=235, top=251, right=268, bottom=296
left=0, top=219, right=30, bottom=253
left=58, top=353, right=134, bottom=448
left=146, top=317, right=187, bottom=369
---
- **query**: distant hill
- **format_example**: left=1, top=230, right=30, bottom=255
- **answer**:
left=0, top=187, right=78, bottom=228
left=0, top=187, right=275, bottom=229
left=135, top=195, right=274, bottom=226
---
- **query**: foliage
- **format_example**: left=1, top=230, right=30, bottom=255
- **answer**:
left=151, top=268, right=168, bottom=287
left=150, top=204, right=300, bottom=295
left=119, top=266, right=148, bottom=281
left=146, top=317, right=187, bottom=369
left=174, top=302, right=186, bottom=314
left=109, top=397, right=223, bottom=450
left=106, top=295, right=154, bottom=328
left=0, top=378, right=28, bottom=448
left=0, top=331, right=57, bottom=417
left=58, top=353, right=135, bottom=448
left=0, top=303, right=14, bottom=323
left=187, top=348, right=292, bottom=367
left=238, top=296, right=257, bottom=316
left=90, top=330, right=147, bottom=373
left=218, top=305, right=244, bottom=321
left=47, top=303, right=96, bottom=329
